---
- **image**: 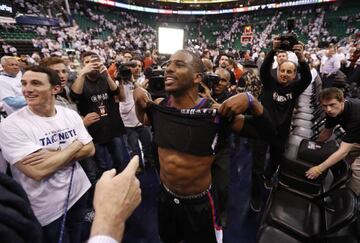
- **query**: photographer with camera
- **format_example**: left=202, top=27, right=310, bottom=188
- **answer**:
left=144, top=64, right=167, bottom=100
left=249, top=36, right=312, bottom=211
left=199, top=68, right=233, bottom=226
left=118, top=57, right=154, bottom=170
left=70, top=52, right=129, bottom=178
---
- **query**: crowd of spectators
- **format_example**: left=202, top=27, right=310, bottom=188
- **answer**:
left=0, top=1, right=359, bottom=242
left=1, top=1, right=358, bottom=60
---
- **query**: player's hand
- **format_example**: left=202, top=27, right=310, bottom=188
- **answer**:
left=219, top=93, right=249, bottom=118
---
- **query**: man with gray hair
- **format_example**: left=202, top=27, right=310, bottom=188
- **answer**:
left=0, top=56, right=26, bottom=115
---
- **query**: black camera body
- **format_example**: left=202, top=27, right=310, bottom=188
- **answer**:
left=199, top=72, right=221, bottom=93
left=144, top=67, right=166, bottom=98
left=279, top=33, right=298, bottom=51
left=115, top=61, right=138, bottom=82
left=278, top=18, right=298, bottom=51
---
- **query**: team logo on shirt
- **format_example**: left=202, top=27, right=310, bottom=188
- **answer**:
left=39, top=129, right=77, bottom=146
left=91, top=93, right=109, bottom=103
left=180, top=108, right=217, bottom=116
left=272, top=92, right=293, bottom=103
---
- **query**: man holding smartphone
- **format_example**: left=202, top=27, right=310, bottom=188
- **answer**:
left=71, top=52, right=129, bottom=178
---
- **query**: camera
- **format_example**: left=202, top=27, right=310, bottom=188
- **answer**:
left=278, top=18, right=298, bottom=51
left=144, top=66, right=166, bottom=98
left=115, top=61, right=138, bottom=82
left=199, top=72, right=221, bottom=93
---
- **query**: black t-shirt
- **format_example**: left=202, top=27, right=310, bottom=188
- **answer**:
left=147, top=97, right=225, bottom=156
left=70, top=75, right=125, bottom=144
left=259, top=50, right=312, bottom=139
left=325, top=98, right=360, bottom=144
left=212, top=91, right=232, bottom=104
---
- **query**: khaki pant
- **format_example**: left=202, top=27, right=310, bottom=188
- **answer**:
left=347, top=144, right=360, bottom=196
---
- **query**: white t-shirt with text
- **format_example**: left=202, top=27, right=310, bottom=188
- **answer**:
left=0, top=105, right=92, bottom=226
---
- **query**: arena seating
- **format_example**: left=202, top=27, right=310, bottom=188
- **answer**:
left=0, top=1, right=358, bottom=243
left=257, top=71, right=359, bottom=243
left=1, top=1, right=358, bottom=53
left=73, top=15, right=98, bottom=31
left=0, top=40, right=40, bottom=56
left=324, top=2, right=360, bottom=40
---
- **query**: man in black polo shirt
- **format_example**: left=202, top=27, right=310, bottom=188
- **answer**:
left=71, top=52, right=129, bottom=177
left=306, top=88, right=360, bottom=195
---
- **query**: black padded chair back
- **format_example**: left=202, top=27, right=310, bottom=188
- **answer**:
left=323, top=188, right=358, bottom=234
left=297, top=139, right=338, bottom=165
left=321, top=160, right=351, bottom=197
left=257, top=225, right=305, bottom=243
left=264, top=187, right=357, bottom=241
left=279, top=141, right=351, bottom=199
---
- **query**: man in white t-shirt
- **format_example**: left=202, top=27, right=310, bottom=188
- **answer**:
left=120, top=57, right=153, bottom=169
left=0, top=56, right=26, bottom=115
left=0, top=66, right=95, bottom=243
